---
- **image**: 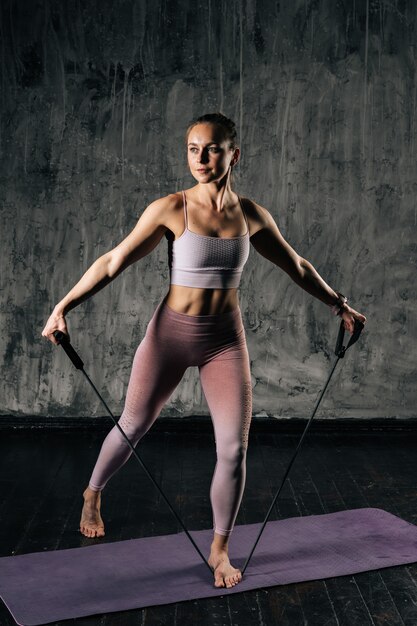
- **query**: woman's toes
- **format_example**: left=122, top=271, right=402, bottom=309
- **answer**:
left=227, top=571, right=241, bottom=587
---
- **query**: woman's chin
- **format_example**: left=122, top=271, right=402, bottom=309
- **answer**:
left=193, top=174, right=213, bottom=182
left=192, top=171, right=227, bottom=183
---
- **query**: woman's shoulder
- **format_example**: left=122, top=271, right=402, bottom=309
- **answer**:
left=239, top=195, right=273, bottom=231
left=144, top=191, right=185, bottom=240
left=146, top=191, right=183, bottom=213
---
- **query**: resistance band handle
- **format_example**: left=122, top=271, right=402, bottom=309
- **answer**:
left=335, top=318, right=364, bottom=358
left=53, top=330, right=84, bottom=370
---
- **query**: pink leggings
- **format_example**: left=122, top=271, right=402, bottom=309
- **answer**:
left=88, top=297, right=253, bottom=536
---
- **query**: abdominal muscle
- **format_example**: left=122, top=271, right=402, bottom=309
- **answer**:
left=163, top=284, right=240, bottom=316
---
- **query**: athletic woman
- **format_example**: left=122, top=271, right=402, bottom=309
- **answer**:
left=41, top=112, right=367, bottom=588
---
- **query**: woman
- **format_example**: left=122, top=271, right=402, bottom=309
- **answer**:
left=42, top=112, right=367, bottom=589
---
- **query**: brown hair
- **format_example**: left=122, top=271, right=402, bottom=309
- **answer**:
left=185, top=112, right=238, bottom=151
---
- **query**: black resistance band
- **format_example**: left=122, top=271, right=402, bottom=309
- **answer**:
left=52, top=329, right=214, bottom=576
left=240, top=317, right=364, bottom=575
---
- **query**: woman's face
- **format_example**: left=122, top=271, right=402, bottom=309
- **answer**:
left=186, top=123, right=238, bottom=183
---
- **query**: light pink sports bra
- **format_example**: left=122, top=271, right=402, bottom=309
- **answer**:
left=167, top=191, right=250, bottom=289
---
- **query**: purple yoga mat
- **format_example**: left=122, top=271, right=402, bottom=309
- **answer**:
left=1, top=507, right=417, bottom=625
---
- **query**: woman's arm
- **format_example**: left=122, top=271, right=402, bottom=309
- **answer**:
left=53, top=254, right=113, bottom=317
left=53, top=196, right=171, bottom=315
left=42, top=195, right=174, bottom=343
left=248, top=200, right=367, bottom=333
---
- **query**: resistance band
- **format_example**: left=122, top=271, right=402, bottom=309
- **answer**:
left=52, top=329, right=213, bottom=575
left=241, top=317, right=364, bottom=575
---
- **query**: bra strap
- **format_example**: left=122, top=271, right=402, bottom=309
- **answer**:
left=182, top=190, right=188, bottom=230
left=238, top=195, right=249, bottom=233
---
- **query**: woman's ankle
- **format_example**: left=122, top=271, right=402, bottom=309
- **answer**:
left=84, top=486, right=101, bottom=498
left=211, top=533, right=230, bottom=553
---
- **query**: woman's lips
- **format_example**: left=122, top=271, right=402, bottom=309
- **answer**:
left=197, top=168, right=209, bottom=172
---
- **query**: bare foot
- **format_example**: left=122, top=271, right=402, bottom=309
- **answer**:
left=208, top=548, right=242, bottom=588
left=80, top=487, right=105, bottom=538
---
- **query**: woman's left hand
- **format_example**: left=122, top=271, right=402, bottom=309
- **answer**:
left=340, top=304, right=367, bottom=335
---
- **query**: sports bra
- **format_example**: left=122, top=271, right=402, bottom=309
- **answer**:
left=167, top=190, right=250, bottom=289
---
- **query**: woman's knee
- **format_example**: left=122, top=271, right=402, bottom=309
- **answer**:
left=216, top=441, right=247, bottom=466
left=117, top=413, right=150, bottom=445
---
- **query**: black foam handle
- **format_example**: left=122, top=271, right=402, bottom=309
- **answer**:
left=335, top=318, right=365, bottom=358
left=53, top=330, right=84, bottom=370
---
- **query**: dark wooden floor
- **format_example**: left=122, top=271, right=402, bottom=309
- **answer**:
left=1, top=424, right=417, bottom=625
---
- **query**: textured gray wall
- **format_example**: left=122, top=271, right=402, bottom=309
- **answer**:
left=1, top=0, right=416, bottom=420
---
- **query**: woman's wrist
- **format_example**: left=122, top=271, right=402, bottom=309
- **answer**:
left=53, top=303, right=67, bottom=318
left=329, top=291, right=348, bottom=317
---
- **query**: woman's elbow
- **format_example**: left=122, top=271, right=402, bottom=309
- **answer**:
left=282, top=255, right=305, bottom=282
left=107, top=251, right=127, bottom=278
left=296, top=256, right=307, bottom=278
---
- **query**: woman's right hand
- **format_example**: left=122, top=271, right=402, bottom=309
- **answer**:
left=41, top=309, right=70, bottom=345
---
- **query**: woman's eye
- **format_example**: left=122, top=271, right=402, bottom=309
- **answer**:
left=189, top=147, right=220, bottom=153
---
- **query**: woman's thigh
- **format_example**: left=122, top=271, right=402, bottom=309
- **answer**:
left=198, top=341, right=253, bottom=452
left=118, top=328, right=188, bottom=438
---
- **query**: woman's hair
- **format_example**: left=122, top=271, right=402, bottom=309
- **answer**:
left=185, top=112, right=238, bottom=150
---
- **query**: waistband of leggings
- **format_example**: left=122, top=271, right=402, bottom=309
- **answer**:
left=156, top=298, right=242, bottom=327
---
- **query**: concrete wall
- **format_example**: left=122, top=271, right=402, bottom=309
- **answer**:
left=1, top=0, right=416, bottom=420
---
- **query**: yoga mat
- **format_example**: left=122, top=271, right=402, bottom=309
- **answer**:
left=1, top=507, right=417, bottom=625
